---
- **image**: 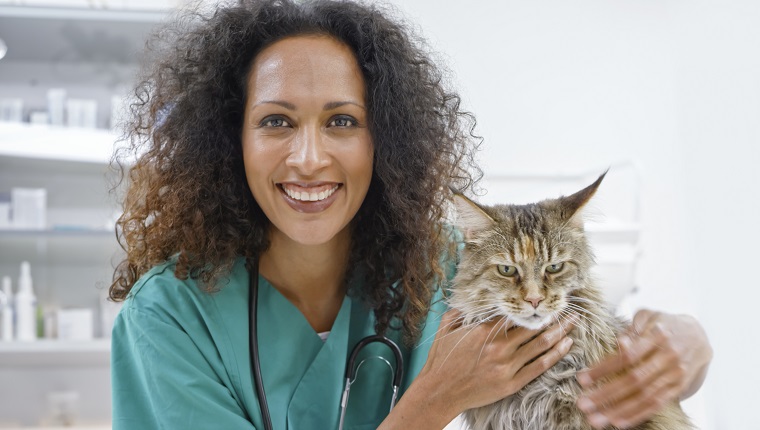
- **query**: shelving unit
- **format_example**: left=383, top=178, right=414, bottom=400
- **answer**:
left=0, top=127, right=122, bottom=425
left=0, top=3, right=169, bottom=426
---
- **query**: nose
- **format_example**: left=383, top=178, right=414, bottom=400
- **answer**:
left=525, top=296, right=544, bottom=309
left=285, top=125, right=330, bottom=175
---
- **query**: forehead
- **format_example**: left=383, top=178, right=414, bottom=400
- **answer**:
left=246, top=35, right=366, bottom=103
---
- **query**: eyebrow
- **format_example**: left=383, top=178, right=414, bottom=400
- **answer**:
left=254, top=100, right=366, bottom=111
left=256, top=100, right=296, bottom=110
left=323, top=101, right=366, bottom=111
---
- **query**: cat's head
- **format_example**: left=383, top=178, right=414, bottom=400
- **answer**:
left=449, top=173, right=605, bottom=329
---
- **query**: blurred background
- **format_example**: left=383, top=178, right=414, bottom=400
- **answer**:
left=0, top=0, right=757, bottom=428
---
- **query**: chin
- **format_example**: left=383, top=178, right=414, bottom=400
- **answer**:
left=281, top=222, right=349, bottom=247
left=514, top=315, right=552, bottom=330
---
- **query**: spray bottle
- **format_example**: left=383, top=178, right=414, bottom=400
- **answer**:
left=0, top=276, right=13, bottom=341
left=15, top=261, right=37, bottom=342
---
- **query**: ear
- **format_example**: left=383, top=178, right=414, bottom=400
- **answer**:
left=558, top=171, right=607, bottom=227
left=452, top=193, right=495, bottom=242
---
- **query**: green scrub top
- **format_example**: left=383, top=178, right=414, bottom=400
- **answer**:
left=111, top=256, right=450, bottom=430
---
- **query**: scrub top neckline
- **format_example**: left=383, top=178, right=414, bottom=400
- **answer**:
left=256, top=275, right=352, bottom=429
left=257, top=275, right=346, bottom=342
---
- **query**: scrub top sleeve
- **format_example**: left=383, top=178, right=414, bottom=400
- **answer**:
left=111, top=306, right=256, bottom=430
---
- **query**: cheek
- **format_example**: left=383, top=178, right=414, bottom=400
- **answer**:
left=346, top=139, right=373, bottom=179
left=241, top=134, right=284, bottom=187
left=340, top=138, right=374, bottom=200
left=543, top=273, right=576, bottom=306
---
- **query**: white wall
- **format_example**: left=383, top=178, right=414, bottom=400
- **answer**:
left=388, top=0, right=759, bottom=429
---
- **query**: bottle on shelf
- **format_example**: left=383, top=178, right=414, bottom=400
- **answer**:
left=0, top=276, right=13, bottom=341
left=15, top=261, right=37, bottom=342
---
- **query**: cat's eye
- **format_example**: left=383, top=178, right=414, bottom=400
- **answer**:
left=497, top=265, right=518, bottom=277
left=545, top=263, right=564, bottom=274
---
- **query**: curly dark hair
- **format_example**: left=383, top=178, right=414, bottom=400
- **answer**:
left=111, top=0, right=481, bottom=341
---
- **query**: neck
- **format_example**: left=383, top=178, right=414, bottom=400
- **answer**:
left=258, top=227, right=352, bottom=332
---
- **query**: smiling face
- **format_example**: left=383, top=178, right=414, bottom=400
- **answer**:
left=242, top=35, right=373, bottom=247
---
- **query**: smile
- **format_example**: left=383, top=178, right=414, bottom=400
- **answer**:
left=280, top=183, right=340, bottom=202
left=277, top=183, right=342, bottom=214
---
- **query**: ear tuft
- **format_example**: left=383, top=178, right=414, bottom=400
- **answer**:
left=559, top=171, right=607, bottom=226
left=451, top=193, right=495, bottom=241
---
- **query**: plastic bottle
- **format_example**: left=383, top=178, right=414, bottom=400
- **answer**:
left=15, top=261, right=37, bottom=342
left=0, top=276, right=13, bottom=341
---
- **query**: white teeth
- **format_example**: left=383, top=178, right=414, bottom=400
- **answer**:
left=283, top=185, right=338, bottom=202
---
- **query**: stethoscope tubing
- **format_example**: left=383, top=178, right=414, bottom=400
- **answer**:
left=248, top=257, right=274, bottom=430
left=247, top=257, right=404, bottom=430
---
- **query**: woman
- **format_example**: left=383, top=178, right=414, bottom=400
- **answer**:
left=110, top=1, right=712, bottom=429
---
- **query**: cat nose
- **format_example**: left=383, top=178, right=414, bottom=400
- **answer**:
left=525, top=297, right=544, bottom=309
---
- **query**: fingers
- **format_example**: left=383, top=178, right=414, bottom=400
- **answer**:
left=578, top=346, right=666, bottom=409
left=577, top=326, right=687, bottom=429
left=511, top=335, right=574, bottom=391
left=577, top=333, right=659, bottom=385
left=513, top=318, right=576, bottom=364
left=583, top=378, right=681, bottom=429
left=628, top=309, right=658, bottom=337
left=422, top=310, right=580, bottom=411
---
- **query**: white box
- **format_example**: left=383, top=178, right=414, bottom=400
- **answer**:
left=0, top=98, right=23, bottom=123
left=11, top=188, right=46, bottom=230
left=47, top=88, right=66, bottom=126
left=56, top=308, right=94, bottom=341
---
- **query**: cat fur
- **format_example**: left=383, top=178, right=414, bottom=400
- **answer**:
left=448, top=174, right=693, bottom=430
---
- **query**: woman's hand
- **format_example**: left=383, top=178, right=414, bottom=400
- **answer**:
left=419, top=310, right=576, bottom=418
left=380, top=309, right=577, bottom=429
left=575, top=309, right=713, bottom=429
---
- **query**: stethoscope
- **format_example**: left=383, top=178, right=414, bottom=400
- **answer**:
left=247, top=257, right=405, bottom=430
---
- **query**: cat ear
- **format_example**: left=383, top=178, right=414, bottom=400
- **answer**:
left=451, top=193, right=495, bottom=241
left=558, top=171, right=607, bottom=227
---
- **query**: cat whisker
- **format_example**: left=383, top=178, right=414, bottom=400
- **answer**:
left=477, top=315, right=509, bottom=364
left=558, top=306, right=608, bottom=339
left=414, top=312, right=471, bottom=349
left=414, top=308, right=503, bottom=350
left=439, top=324, right=480, bottom=371
left=566, top=295, right=600, bottom=306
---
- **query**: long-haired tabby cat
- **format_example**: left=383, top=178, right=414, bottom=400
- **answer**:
left=448, top=173, right=692, bottom=430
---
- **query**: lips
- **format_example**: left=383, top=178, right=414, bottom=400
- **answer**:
left=277, top=182, right=342, bottom=213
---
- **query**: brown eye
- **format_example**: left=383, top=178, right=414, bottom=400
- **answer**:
left=545, top=263, right=564, bottom=274
left=497, top=265, right=517, bottom=277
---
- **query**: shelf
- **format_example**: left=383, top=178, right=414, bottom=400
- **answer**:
left=0, top=228, right=122, bottom=265
left=0, top=3, right=165, bottom=64
left=0, top=4, right=169, bottom=22
left=0, top=123, right=120, bottom=164
left=0, top=339, right=110, bottom=367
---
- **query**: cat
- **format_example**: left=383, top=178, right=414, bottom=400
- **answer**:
left=447, top=173, right=693, bottom=430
